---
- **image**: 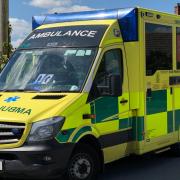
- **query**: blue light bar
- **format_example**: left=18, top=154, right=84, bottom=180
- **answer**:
left=32, top=15, right=46, bottom=30
left=32, top=8, right=138, bottom=42
left=118, top=8, right=138, bottom=42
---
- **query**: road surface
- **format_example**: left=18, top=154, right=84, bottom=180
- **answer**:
left=2, top=151, right=180, bottom=180
left=100, top=151, right=180, bottom=180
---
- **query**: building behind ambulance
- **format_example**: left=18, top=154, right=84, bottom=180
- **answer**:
left=1, top=5, right=180, bottom=180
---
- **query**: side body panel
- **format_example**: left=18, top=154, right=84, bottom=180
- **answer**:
left=137, top=8, right=180, bottom=154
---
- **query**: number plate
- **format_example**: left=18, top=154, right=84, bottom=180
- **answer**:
left=0, top=160, right=3, bottom=171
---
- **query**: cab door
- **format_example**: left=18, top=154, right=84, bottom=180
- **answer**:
left=89, top=45, right=131, bottom=147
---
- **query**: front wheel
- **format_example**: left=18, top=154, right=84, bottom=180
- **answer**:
left=65, top=144, right=100, bottom=180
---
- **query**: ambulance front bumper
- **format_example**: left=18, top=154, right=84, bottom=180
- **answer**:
left=0, top=140, right=75, bottom=179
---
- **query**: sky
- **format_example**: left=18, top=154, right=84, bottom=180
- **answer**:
left=9, top=0, right=180, bottom=47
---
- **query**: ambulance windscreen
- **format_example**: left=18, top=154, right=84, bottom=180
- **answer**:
left=19, top=25, right=108, bottom=49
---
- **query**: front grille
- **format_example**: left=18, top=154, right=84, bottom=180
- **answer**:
left=0, top=122, right=25, bottom=144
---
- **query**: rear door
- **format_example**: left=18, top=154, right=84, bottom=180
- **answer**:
left=145, top=22, right=174, bottom=142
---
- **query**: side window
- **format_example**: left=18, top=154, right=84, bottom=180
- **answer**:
left=145, top=23, right=172, bottom=76
left=176, top=27, right=180, bottom=69
left=95, top=49, right=123, bottom=87
left=88, top=49, right=123, bottom=102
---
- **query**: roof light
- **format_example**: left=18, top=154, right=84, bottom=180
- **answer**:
left=32, top=8, right=138, bottom=42
left=118, top=8, right=138, bottom=41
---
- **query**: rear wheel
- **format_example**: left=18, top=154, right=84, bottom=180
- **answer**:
left=65, top=144, right=100, bottom=180
left=171, top=142, right=180, bottom=156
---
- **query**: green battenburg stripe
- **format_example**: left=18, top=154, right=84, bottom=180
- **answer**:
left=137, top=117, right=144, bottom=141
left=132, top=117, right=137, bottom=141
left=119, top=118, right=129, bottom=129
left=167, top=111, right=173, bottom=133
left=175, top=110, right=180, bottom=131
left=146, top=90, right=167, bottom=115
left=56, top=128, right=75, bottom=143
left=93, top=97, right=118, bottom=123
left=132, top=117, right=144, bottom=141
left=129, top=117, right=133, bottom=128
left=72, top=126, right=92, bottom=143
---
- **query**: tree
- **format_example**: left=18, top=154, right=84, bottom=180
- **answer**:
left=0, top=22, right=13, bottom=69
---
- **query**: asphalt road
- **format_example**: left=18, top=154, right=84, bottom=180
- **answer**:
left=2, top=151, right=180, bottom=180
left=100, top=151, right=180, bottom=180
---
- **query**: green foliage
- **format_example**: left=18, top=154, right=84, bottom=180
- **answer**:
left=0, top=53, right=8, bottom=69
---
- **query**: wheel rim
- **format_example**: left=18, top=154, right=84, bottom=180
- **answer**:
left=69, top=154, right=92, bottom=179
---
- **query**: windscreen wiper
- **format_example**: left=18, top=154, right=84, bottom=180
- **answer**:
left=40, top=90, right=78, bottom=93
left=38, top=90, right=66, bottom=93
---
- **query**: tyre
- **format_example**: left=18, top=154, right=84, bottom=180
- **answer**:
left=171, top=142, right=180, bottom=156
left=64, top=143, right=100, bottom=180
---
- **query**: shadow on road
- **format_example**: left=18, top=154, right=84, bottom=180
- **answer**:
left=100, top=151, right=180, bottom=180
left=2, top=151, right=180, bottom=180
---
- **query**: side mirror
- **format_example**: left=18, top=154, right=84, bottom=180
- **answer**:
left=97, top=74, right=123, bottom=97
left=109, top=75, right=122, bottom=96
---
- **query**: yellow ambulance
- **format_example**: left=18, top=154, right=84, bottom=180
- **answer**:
left=0, top=7, right=180, bottom=179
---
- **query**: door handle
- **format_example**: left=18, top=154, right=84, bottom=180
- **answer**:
left=120, top=99, right=128, bottom=104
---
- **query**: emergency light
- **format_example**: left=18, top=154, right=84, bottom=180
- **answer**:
left=32, top=8, right=138, bottom=42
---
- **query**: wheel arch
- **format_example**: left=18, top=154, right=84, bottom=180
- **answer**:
left=74, top=134, right=104, bottom=172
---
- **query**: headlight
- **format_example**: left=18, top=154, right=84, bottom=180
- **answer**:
left=27, top=116, right=65, bottom=142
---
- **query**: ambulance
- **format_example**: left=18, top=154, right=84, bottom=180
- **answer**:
left=0, top=7, right=180, bottom=179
